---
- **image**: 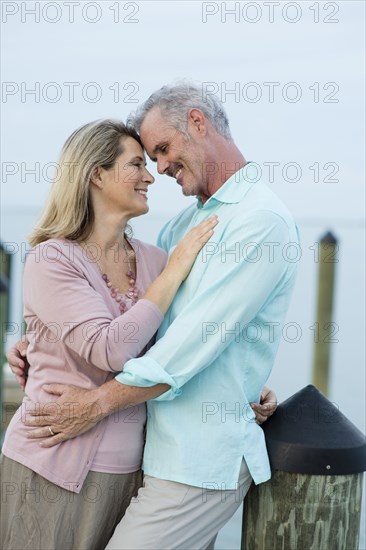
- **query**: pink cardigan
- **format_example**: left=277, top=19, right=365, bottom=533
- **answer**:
left=2, top=238, right=167, bottom=493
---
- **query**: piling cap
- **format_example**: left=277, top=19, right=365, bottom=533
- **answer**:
left=321, top=231, right=337, bottom=245
left=262, top=385, right=366, bottom=475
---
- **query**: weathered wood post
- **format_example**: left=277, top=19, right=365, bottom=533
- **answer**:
left=0, top=243, right=11, bottom=442
left=312, top=232, right=338, bottom=396
left=242, top=385, right=366, bottom=550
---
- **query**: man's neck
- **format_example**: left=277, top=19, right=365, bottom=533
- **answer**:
left=199, top=141, right=247, bottom=203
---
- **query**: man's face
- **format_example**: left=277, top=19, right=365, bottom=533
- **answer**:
left=140, top=107, right=208, bottom=200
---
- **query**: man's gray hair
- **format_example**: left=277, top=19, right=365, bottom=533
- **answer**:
left=127, top=81, right=232, bottom=140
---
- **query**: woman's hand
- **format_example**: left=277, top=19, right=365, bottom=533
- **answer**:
left=166, top=215, right=219, bottom=281
left=250, top=386, right=278, bottom=425
left=6, top=337, right=30, bottom=391
left=143, top=215, right=218, bottom=315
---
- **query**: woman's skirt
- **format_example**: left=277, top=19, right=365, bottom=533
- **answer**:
left=0, top=454, right=143, bottom=550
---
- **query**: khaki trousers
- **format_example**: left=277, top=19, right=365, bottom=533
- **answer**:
left=106, top=460, right=252, bottom=550
left=0, top=454, right=142, bottom=550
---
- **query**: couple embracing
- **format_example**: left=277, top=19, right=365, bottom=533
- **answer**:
left=1, top=81, right=299, bottom=550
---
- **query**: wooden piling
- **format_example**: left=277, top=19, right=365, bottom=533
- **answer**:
left=0, top=243, right=11, bottom=442
left=241, top=386, right=366, bottom=550
left=312, top=231, right=338, bottom=396
left=242, top=470, right=363, bottom=550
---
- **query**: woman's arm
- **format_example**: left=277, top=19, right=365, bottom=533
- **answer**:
left=6, top=337, right=29, bottom=390
left=142, top=215, right=218, bottom=314
left=250, top=386, right=277, bottom=424
left=23, top=217, right=217, bottom=374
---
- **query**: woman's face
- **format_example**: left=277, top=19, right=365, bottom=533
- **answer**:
left=97, top=137, right=155, bottom=219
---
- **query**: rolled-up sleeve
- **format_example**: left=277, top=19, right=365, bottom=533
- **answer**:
left=115, top=210, right=295, bottom=398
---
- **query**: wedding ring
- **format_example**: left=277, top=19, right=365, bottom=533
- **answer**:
left=48, top=426, right=55, bottom=436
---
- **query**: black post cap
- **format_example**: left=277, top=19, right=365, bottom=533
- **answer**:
left=262, top=385, right=366, bottom=475
left=321, top=231, right=337, bottom=245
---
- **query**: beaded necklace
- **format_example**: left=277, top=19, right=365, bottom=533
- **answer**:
left=82, top=239, right=140, bottom=314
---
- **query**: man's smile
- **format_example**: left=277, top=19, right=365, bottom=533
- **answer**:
left=135, top=187, right=148, bottom=197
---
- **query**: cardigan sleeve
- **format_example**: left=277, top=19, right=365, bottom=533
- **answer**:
left=23, top=241, right=164, bottom=373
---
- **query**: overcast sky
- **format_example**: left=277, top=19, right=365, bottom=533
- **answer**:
left=1, top=0, right=365, bottom=229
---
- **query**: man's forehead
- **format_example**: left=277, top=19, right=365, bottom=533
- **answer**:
left=140, top=108, right=177, bottom=149
left=141, top=108, right=168, bottom=136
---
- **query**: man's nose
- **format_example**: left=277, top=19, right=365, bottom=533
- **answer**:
left=157, top=157, right=170, bottom=175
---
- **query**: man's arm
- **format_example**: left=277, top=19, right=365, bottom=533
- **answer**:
left=25, top=379, right=170, bottom=447
left=24, top=380, right=277, bottom=446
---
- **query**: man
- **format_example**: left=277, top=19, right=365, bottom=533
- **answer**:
left=9, top=82, right=299, bottom=549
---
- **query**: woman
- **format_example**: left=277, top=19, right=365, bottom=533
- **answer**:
left=0, top=119, right=218, bottom=550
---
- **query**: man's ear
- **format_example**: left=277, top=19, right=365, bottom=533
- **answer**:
left=188, top=108, right=207, bottom=136
left=90, top=166, right=103, bottom=189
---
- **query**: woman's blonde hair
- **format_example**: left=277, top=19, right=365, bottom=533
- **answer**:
left=29, top=119, right=141, bottom=247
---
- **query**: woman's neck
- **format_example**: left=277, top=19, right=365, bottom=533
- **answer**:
left=86, top=214, right=129, bottom=255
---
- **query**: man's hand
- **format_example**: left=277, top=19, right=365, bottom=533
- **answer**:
left=6, top=337, right=30, bottom=391
left=24, top=384, right=103, bottom=448
left=250, top=386, right=277, bottom=425
left=23, top=379, right=168, bottom=448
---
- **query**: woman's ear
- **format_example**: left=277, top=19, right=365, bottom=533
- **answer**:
left=90, top=166, right=103, bottom=189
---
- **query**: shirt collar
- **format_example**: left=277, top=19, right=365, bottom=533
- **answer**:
left=196, top=163, right=258, bottom=209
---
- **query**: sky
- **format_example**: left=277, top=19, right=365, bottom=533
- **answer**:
left=1, top=0, right=365, bottom=223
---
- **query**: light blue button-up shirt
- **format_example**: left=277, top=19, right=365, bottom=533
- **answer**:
left=116, top=166, right=299, bottom=489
